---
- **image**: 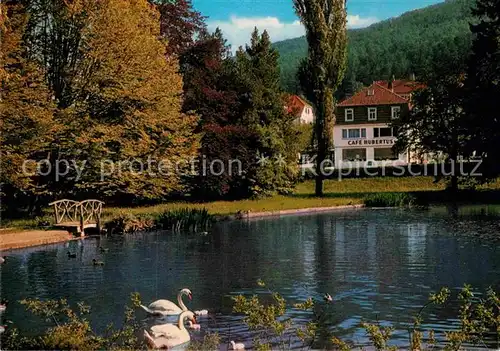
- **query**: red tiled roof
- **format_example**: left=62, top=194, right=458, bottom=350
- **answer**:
left=375, top=79, right=425, bottom=95
left=337, top=83, right=409, bottom=107
left=285, top=95, right=311, bottom=114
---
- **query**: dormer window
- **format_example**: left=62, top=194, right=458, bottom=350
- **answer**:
left=368, top=107, right=377, bottom=121
left=345, top=108, right=354, bottom=122
left=391, top=106, right=401, bottom=119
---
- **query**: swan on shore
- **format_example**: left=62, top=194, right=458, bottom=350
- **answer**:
left=144, top=310, right=196, bottom=349
left=141, top=288, right=192, bottom=316
left=230, top=340, right=245, bottom=350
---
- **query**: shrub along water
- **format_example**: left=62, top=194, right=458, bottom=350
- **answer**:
left=104, top=208, right=215, bottom=234
left=3, top=284, right=497, bottom=350
left=363, top=192, right=420, bottom=208
left=156, top=208, right=214, bottom=232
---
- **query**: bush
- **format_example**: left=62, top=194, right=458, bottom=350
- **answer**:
left=364, top=192, right=419, bottom=208
left=192, top=124, right=259, bottom=200
left=104, top=213, right=155, bottom=234
left=1, top=294, right=145, bottom=350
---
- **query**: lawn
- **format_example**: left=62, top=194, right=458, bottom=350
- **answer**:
left=3, top=176, right=500, bottom=230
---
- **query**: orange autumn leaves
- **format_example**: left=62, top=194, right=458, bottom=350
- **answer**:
left=1, top=0, right=199, bottom=200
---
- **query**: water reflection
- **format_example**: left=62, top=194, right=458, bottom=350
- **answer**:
left=1, top=208, right=499, bottom=347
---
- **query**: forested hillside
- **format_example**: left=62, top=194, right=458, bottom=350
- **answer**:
left=275, top=0, right=475, bottom=95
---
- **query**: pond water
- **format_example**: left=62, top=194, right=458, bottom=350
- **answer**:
left=2, top=206, right=500, bottom=349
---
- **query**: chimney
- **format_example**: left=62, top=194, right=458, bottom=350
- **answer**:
left=367, top=88, right=375, bottom=96
left=388, top=75, right=395, bottom=91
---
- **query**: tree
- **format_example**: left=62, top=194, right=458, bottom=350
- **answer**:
left=277, top=0, right=474, bottom=97
left=63, top=0, right=199, bottom=200
left=2, top=0, right=199, bottom=204
left=183, top=28, right=303, bottom=199
left=152, top=0, right=207, bottom=56
left=180, top=29, right=258, bottom=199
left=235, top=29, right=300, bottom=197
left=393, top=72, right=468, bottom=191
left=465, top=0, right=500, bottom=179
left=180, top=28, right=236, bottom=126
left=23, top=0, right=92, bottom=109
left=293, top=0, right=348, bottom=196
left=1, top=1, right=56, bottom=213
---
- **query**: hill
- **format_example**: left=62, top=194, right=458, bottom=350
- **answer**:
left=274, top=0, right=475, bottom=96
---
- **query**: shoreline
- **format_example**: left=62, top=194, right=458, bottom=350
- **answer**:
left=228, top=204, right=365, bottom=220
left=0, top=229, right=74, bottom=251
left=1, top=204, right=366, bottom=251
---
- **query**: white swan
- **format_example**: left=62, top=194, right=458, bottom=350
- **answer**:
left=141, top=288, right=192, bottom=316
left=144, top=310, right=196, bottom=349
left=0, top=256, right=6, bottom=264
left=230, top=340, right=245, bottom=350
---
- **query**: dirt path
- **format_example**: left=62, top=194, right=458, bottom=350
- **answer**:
left=0, top=229, right=73, bottom=251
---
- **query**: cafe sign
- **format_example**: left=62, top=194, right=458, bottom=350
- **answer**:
left=347, top=139, right=395, bottom=146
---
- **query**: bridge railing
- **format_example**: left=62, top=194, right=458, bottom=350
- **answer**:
left=49, top=199, right=104, bottom=234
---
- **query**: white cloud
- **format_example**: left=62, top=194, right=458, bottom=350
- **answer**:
left=207, top=15, right=378, bottom=52
left=347, top=15, right=379, bottom=28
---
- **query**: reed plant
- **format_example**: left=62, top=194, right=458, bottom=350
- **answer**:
left=156, top=208, right=215, bottom=232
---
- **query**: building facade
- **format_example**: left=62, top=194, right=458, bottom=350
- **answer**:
left=286, top=95, right=315, bottom=124
left=333, top=82, right=416, bottom=169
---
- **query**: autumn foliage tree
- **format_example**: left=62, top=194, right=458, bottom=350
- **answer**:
left=182, top=28, right=303, bottom=199
left=63, top=0, right=199, bottom=200
left=2, top=0, right=199, bottom=211
left=1, top=1, right=56, bottom=211
left=152, top=0, right=207, bottom=56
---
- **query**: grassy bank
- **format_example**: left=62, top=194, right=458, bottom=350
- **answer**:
left=3, top=176, right=500, bottom=230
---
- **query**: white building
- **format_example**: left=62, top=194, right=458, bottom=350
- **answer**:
left=333, top=80, right=421, bottom=169
left=285, top=95, right=315, bottom=124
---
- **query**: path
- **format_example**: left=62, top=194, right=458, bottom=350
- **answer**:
left=0, top=229, right=73, bottom=251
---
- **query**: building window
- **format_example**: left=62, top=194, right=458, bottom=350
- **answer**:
left=343, top=148, right=367, bottom=161
left=374, top=148, right=398, bottom=161
left=345, top=108, right=354, bottom=122
left=391, top=106, right=401, bottom=119
left=374, top=127, right=394, bottom=138
left=342, top=128, right=366, bottom=139
left=368, top=107, right=377, bottom=121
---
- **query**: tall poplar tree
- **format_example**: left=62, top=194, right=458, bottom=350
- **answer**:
left=293, top=0, right=348, bottom=196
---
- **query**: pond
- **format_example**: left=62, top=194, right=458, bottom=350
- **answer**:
left=2, top=206, right=500, bottom=349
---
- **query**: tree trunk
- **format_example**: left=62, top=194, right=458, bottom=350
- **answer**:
left=314, top=89, right=335, bottom=197
left=450, top=173, right=458, bottom=193
left=449, top=129, right=459, bottom=193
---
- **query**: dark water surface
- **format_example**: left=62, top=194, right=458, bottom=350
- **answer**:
left=2, top=207, right=500, bottom=348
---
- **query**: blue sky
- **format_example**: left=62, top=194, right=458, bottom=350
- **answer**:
left=192, top=0, right=444, bottom=50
